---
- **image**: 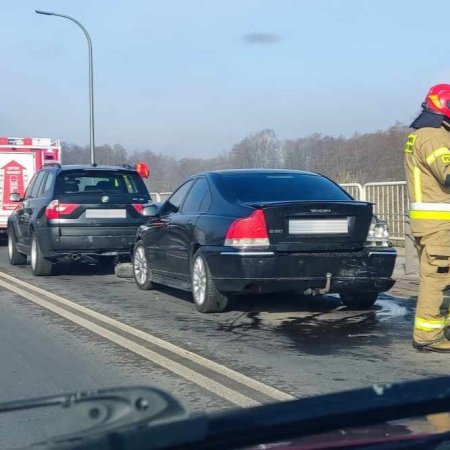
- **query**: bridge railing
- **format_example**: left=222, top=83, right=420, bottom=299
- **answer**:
left=341, top=181, right=408, bottom=242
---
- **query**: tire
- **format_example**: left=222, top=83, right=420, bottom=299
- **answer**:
left=7, top=229, right=27, bottom=265
left=133, top=241, right=154, bottom=290
left=191, top=250, right=228, bottom=313
left=339, top=292, right=379, bottom=310
left=30, top=235, right=53, bottom=276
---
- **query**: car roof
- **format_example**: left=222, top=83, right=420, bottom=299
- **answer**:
left=202, top=169, right=320, bottom=177
left=47, top=164, right=138, bottom=173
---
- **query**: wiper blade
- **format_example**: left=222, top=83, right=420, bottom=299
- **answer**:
left=0, top=386, right=205, bottom=449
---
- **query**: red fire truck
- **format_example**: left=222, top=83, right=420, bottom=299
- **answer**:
left=0, top=137, right=61, bottom=233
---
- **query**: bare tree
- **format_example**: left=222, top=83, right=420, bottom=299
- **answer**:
left=61, top=123, right=410, bottom=192
left=230, top=129, right=282, bottom=168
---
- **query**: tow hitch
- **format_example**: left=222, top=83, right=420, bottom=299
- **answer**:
left=303, top=272, right=332, bottom=296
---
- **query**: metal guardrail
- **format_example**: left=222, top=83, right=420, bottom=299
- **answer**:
left=150, top=192, right=173, bottom=202
left=341, top=181, right=408, bottom=242
left=364, top=182, right=408, bottom=241
left=152, top=181, right=410, bottom=242
left=340, top=183, right=364, bottom=201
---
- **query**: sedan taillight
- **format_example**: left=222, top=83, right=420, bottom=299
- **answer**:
left=224, top=209, right=270, bottom=248
left=45, top=200, right=79, bottom=219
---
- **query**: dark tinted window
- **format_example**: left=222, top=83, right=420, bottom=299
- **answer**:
left=42, top=172, right=55, bottom=196
left=24, top=173, right=38, bottom=199
left=57, top=171, right=147, bottom=195
left=182, top=178, right=212, bottom=213
left=166, top=180, right=194, bottom=210
left=218, top=173, right=351, bottom=203
left=37, top=172, right=55, bottom=197
left=29, top=171, right=46, bottom=198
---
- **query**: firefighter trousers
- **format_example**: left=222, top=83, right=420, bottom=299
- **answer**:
left=414, top=231, right=450, bottom=343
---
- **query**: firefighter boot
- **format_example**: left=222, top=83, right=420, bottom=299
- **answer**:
left=413, top=338, right=450, bottom=353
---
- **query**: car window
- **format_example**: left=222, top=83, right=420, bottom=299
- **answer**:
left=28, top=171, right=46, bottom=199
left=57, top=171, right=147, bottom=195
left=24, top=173, right=38, bottom=199
left=181, top=178, right=212, bottom=214
left=166, top=180, right=194, bottom=211
left=218, top=173, right=351, bottom=203
left=38, top=172, right=55, bottom=197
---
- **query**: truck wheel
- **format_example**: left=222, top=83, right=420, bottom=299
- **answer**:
left=340, top=292, right=378, bottom=310
left=31, top=235, right=53, bottom=276
left=133, top=241, right=154, bottom=290
left=191, top=250, right=228, bottom=313
left=7, top=229, right=27, bottom=265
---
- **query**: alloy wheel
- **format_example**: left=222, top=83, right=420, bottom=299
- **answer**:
left=192, top=256, right=207, bottom=305
left=31, top=238, right=37, bottom=271
left=8, top=234, right=14, bottom=260
left=134, top=246, right=148, bottom=285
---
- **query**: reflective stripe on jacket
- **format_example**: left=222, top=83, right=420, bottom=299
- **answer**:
left=404, top=126, right=450, bottom=236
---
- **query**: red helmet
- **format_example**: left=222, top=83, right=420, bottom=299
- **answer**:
left=424, top=84, right=450, bottom=118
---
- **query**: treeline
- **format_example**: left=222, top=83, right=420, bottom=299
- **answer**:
left=62, top=124, right=409, bottom=192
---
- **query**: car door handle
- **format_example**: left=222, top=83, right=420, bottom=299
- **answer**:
left=186, top=220, right=193, bottom=229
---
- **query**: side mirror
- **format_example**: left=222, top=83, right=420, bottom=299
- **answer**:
left=142, top=204, right=160, bottom=217
left=9, top=193, right=21, bottom=202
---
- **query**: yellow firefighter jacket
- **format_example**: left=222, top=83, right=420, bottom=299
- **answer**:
left=404, top=125, right=450, bottom=236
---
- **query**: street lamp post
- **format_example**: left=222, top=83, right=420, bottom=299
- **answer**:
left=36, top=10, right=96, bottom=165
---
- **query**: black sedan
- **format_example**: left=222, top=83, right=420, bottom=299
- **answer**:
left=132, top=170, right=396, bottom=313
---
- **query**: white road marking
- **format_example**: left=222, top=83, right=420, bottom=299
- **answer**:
left=0, top=271, right=295, bottom=407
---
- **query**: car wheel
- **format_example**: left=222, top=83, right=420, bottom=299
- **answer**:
left=191, top=250, right=228, bottom=313
left=133, top=241, right=154, bottom=290
left=339, top=292, right=379, bottom=310
left=31, top=235, right=53, bottom=276
left=7, top=229, right=27, bottom=265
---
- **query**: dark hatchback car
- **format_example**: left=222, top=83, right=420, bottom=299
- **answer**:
left=133, top=169, right=396, bottom=313
left=7, top=164, right=151, bottom=276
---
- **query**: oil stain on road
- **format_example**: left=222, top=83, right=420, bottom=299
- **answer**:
left=215, top=293, right=414, bottom=356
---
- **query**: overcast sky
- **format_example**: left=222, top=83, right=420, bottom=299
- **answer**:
left=1, top=0, right=450, bottom=157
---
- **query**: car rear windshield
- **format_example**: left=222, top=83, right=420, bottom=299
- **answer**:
left=218, top=173, right=351, bottom=203
left=57, top=171, right=148, bottom=195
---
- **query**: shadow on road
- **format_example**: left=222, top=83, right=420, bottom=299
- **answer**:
left=51, top=261, right=117, bottom=276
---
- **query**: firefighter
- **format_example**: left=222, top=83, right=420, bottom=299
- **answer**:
left=404, top=83, right=450, bottom=352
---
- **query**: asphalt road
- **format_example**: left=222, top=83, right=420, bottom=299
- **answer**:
left=0, top=245, right=448, bottom=445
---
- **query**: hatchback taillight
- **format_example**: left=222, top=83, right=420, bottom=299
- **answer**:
left=224, top=209, right=270, bottom=248
left=45, top=200, right=79, bottom=219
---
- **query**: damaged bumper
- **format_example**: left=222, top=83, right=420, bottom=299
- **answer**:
left=203, top=246, right=396, bottom=294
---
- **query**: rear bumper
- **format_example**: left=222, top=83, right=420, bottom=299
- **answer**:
left=202, top=247, right=397, bottom=294
left=36, top=226, right=137, bottom=259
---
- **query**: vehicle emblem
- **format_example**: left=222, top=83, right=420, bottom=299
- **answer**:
left=310, top=208, right=331, bottom=213
left=101, top=195, right=110, bottom=203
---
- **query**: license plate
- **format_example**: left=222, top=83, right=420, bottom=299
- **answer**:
left=288, top=219, right=348, bottom=234
left=85, top=209, right=126, bottom=219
